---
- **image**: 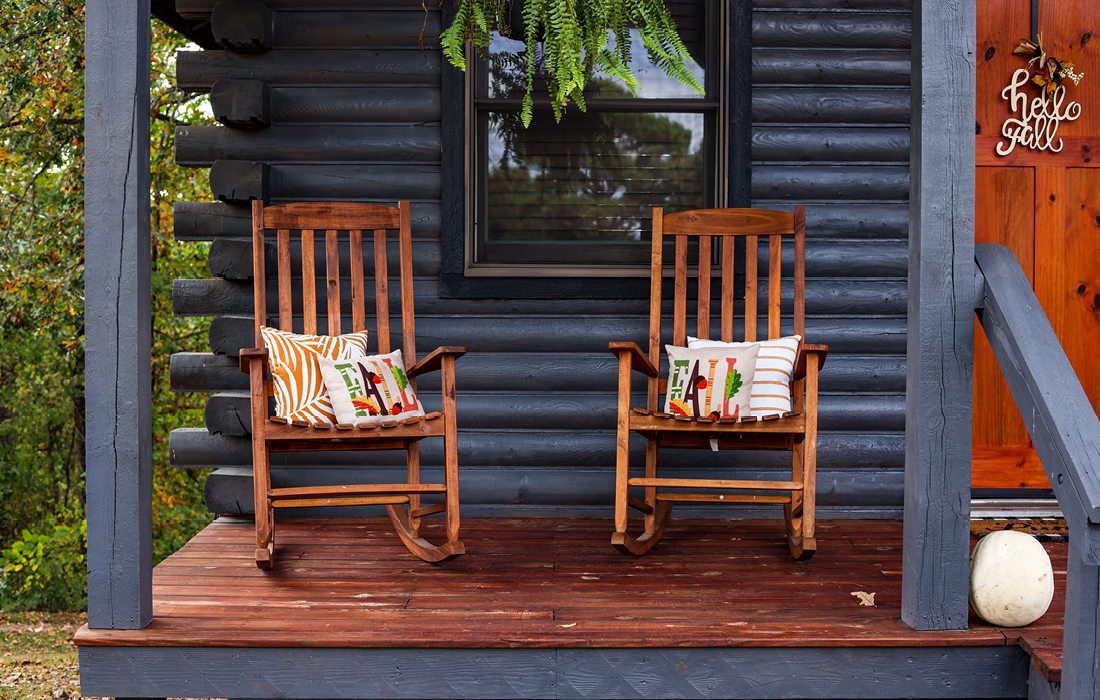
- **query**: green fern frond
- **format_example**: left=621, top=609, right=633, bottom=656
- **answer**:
left=441, top=0, right=705, bottom=125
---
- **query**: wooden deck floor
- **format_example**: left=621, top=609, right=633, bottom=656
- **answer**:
left=76, top=517, right=1066, bottom=663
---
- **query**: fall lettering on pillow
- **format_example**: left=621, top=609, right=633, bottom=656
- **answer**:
left=664, top=344, right=760, bottom=421
left=319, top=349, right=425, bottom=426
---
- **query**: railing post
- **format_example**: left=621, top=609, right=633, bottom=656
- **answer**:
left=1062, top=537, right=1100, bottom=699
left=901, top=0, right=977, bottom=631
left=84, top=0, right=153, bottom=629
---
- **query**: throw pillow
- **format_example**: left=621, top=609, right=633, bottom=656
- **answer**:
left=664, top=344, right=759, bottom=421
left=687, top=335, right=802, bottom=417
left=260, top=326, right=370, bottom=426
left=319, top=349, right=425, bottom=426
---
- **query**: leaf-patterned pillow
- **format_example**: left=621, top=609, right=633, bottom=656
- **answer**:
left=260, top=326, right=370, bottom=426
left=663, top=344, right=760, bottom=421
left=319, top=349, right=425, bottom=426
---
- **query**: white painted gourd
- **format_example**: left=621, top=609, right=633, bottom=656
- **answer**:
left=969, top=530, right=1054, bottom=627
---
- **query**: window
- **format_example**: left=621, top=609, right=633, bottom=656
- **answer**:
left=462, top=0, right=727, bottom=277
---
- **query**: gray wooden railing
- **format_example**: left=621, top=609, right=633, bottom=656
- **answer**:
left=975, top=243, right=1100, bottom=699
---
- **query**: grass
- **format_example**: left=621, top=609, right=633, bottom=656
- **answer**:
left=0, top=612, right=83, bottom=699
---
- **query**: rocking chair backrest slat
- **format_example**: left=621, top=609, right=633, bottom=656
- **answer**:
left=648, top=208, right=665, bottom=409
left=276, top=228, right=292, bottom=331
left=768, top=233, right=783, bottom=340
left=349, top=229, right=366, bottom=332
left=793, top=210, right=806, bottom=339
left=651, top=206, right=807, bottom=409
left=696, top=236, right=711, bottom=340
left=301, top=229, right=317, bottom=335
left=373, top=228, right=390, bottom=353
left=744, top=234, right=758, bottom=341
left=325, top=229, right=341, bottom=335
left=251, top=201, right=414, bottom=358
left=672, top=235, right=688, bottom=346
left=720, top=237, right=735, bottom=342
left=398, top=200, right=417, bottom=365
left=251, top=202, right=267, bottom=347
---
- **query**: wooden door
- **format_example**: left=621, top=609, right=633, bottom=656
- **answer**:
left=974, top=0, right=1100, bottom=489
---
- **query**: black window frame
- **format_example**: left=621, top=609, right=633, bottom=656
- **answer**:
left=440, top=0, right=750, bottom=299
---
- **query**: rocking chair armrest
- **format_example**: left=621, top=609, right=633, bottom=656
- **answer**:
left=239, top=347, right=269, bottom=374
left=408, top=346, right=467, bottom=378
left=608, top=342, right=659, bottom=378
left=793, top=343, right=829, bottom=379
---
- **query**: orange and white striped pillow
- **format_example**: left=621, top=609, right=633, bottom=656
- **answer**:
left=687, top=335, right=802, bottom=417
left=260, top=326, right=370, bottom=426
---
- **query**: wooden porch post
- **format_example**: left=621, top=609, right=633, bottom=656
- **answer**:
left=84, top=0, right=154, bottom=629
left=901, top=0, right=976, bottom=631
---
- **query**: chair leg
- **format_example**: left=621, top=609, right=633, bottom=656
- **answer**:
left=252, top=438, right=274, bottom=570
left=407, top=442, right=422, bottom=537
left=441, top=355, right=462, bottom=549
left=785, top=442, right=814, bottom=561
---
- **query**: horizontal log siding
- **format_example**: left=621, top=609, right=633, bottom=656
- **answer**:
left=170, top=2, right=910, bottom=516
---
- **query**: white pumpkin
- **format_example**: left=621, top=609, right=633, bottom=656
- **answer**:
left=969, top=530, right=1054, bottom=627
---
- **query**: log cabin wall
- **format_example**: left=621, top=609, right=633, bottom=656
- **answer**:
left=167, top=0, right=912, bottom=517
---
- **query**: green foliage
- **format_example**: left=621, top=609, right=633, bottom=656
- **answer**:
left=441, top=0, right=703, bottom=125
left=0, top=6, right=213, bottom=609
left=0, top=520, right=86, bottom=612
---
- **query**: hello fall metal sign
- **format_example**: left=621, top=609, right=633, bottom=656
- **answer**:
left=997, top=36, right=1084, bottom=156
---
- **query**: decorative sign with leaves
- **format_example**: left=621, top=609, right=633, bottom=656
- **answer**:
left=997, top=35, right=1084, bottom=156
left=440, top=0, right=703, bottom=126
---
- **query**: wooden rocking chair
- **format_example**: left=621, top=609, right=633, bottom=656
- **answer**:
left=240, top=200, right=465, bottom=569
left=609, top=207, right=828, bottom=561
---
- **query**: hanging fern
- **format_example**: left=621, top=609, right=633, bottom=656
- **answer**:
left=440, top=0, right=703, bottom=126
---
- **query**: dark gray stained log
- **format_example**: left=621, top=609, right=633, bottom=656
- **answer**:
left=207, top=315, right=907, bottom=357
left=751, top=127, right=909, bottom=162
left=752, top=13, right=910, bottom=49
left=206, top=162, right=440, bottom=203
left=209, top=159, right=268, bottom=202
left=752, top=165, right=909, bottom=200
left=176, top=124, right=440, bottom=165
left=171, top=350, right=907, bottom=395
left=266, top=86, right=441, bottom=124
left=174, top=277, right=907, bottom=318
left=173, top=200, right=442, bottom=241
left=752, top=48, right=910, bottom=86
left=177, top=0, right=430, bottom=18
left=177, top=50, right=440, bottom=91
left=209, top=78, right=269, bottom=128
left=753, top=87, right=910, bottom=124
left=79, top=645, right=1028, bottom=699
left=270, top=10, right=440, bottom=49
left=211, top=0, right=272, bottom=51
left=170, top=427, right=905, bottom=472
left=170, top=352, right=242, bottom=393
left=755, top=0, right=911, bottom=9
left=201, top=391, right=905, bottom=437
left=901, top=0, right=975, bottom=632
left=84, top=0, right=153, bottom=631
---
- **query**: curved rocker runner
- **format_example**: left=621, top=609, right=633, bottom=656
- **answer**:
left=241, top=200, right=466, bottom=569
